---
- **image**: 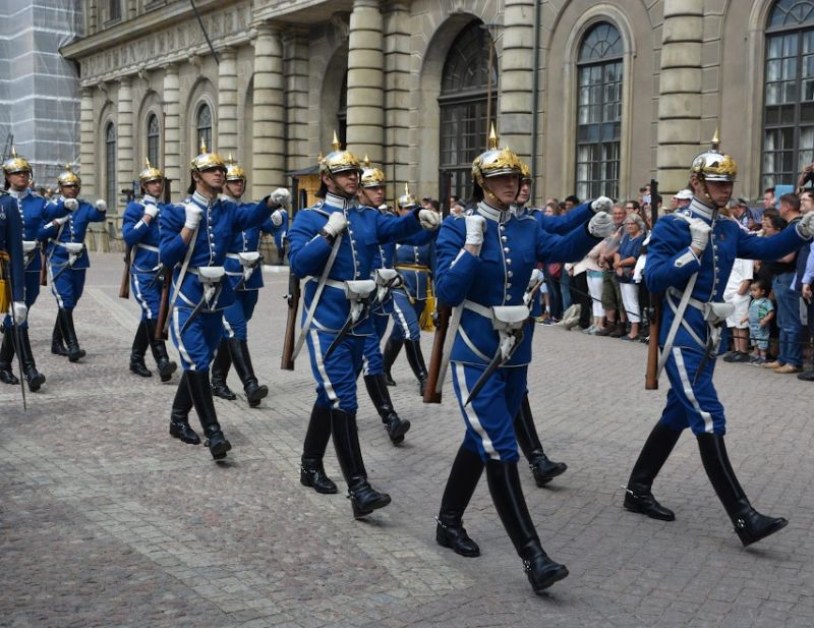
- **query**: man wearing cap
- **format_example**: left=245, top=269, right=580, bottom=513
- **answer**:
left=623, top=144, right=814, bottom=547
left=160, top=142, right=288, bottom=460
left=42, top=166, right=107, bottom=363
left=674, top=189, right=693, bottom=212
left=288, top=138, right=440, bottom=518
left=0, top=149, right=47, bottom=391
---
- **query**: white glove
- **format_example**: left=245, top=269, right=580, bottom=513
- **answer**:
left=528, top=268, right=544, bottom=289
left=12, top=302, right=27, bottom=324
left=587, top=211, right=615, bottom=238
left=53, top=215, right=70, bottom=227
left=144, top=204, right=159, bottom=219
left=271, top=188, right=291, bottom=208
left=418, top=209, right=441, bottom=231
left=271, top=209, right=284, bottom=227
left=322, top=212, right=347, bottom=238
left=465, top=215, right=486, bottom=246
left=591, top=196, right=613, bottom=214
left=184, top=203, right=203, bottom=230
left=797, top=212, right=814, bottom=239
left=689, top=218, right=712, bottom=251
left=64, top=198, right=78, bottom=211
left=95, top=199, right=107, bottom=212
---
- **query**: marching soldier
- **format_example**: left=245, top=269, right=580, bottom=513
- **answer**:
left=210, top=157, right=285, bottom=408
left=623, top=142, right=814, bottom=546
left=121, top=159, right=178, bottom=382
left=0, top=193, right=27, bottom=385
left=0, top=149, right=46, bottom=391
left=432, top=133, right=614, bottom=594
left=382, top=186, right=436, bottom=394
left=159, top=142, right=286, bottom=460
left=42, top=166, right=107, bottom=362
left=269, top=206, right=288, bottom=264
left=288, top=137, right=440, bottom=518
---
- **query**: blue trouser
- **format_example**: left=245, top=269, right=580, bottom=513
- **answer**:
left=170, top=308, right=223, bottom=371
left=50, top=266, right=86, bottom=309
left=391, top=290, right=422, bottom=341
left=772, top=272, right=802, bottom=367
left=131, top=271, right=161, bottom=321
left=659, top=346, right=725, bottom=435
left=307, top=329, right=365, bottom=412
left=451, top=362, right=527, bottom=462
left=362, top=313, right=388, bottom=376
left=2, top=271, right=40, bottom=329
left=222, top=290, right=259, bottom=341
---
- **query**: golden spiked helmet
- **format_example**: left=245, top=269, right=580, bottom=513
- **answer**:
left=398, top=183, right=418, bottom=209
left=225, top=153, right=246, bottom=181
left=320, top=131, right=361, bottom=177
left=2, top=147, right=32, bottom=175
left=472, top=124, right=524, bottom=187
left=139, top=158, right=163, bottom=184
left=360, top=155, right=385, bottom=188
left=519, top=160, right=532, bottom=182
left=190, top=138, right=226, bottom=172
left=57, top=164, right=81, bottom=187
left=690, top=130, right=737, bottom=182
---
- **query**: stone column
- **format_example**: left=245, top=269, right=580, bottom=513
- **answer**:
left=117, top=75, right=134, bottom=208
left=346, top=0, right=383, bottom=163
left=79, top=88, right=96, bottom=199
left=383, top=2, right=409, bottom=192
left=252, top=23, right=286, bottom=190
left=284, top=28, right=310, bottom=172
left=162, top=64, right=181, bottom=191
left=657, top=0, right=704, bottom=195
left=217, top=48, right=238, bottom=157
left=499, top=0, right=534, bottom=163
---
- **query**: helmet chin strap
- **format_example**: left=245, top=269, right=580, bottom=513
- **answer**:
left=698, top=177, right=722, bottom=220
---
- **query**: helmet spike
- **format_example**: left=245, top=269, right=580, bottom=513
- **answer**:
left=200, top=137, right=207, bottom=153
left=11, top=146, right=17, bottom=158
left=711, top=128, right=720, bottom=151
left=332, top=130, right=340, bottom=152
left=144, top=157, right=151, bottom=168
left=363, top=154, right=371, bottom=168
left=487, top=123, right=498, bottom=150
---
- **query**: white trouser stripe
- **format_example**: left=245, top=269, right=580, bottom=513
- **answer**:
left=133, top=275, right=153, bottom=319
left=392, top=297, right=411, bottom=338
left=311, top=328, right=339, bottom=409
left=48, top=263, right=64, bottom=309
left=672, top=347, right=714, bottom=433
left=173, top=308, right=194, bottom=370
left=455, top=362, right=499, bottom=460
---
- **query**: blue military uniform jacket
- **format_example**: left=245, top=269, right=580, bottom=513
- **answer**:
left=7, top=189, right=46, bottom=273
left=122, top=196, right=162, bottom=273
left=42, top=197, right=106, bottom=269
left=394, top=230, right=436, bottom=301
left=222, top=197, right=275, bottom=291
left=0, top=195, right=26, bottom=301
left=288, top=192, right=424, bottom=334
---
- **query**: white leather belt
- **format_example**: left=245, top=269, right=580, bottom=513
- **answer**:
left=137, top=243, right=159, bottom=253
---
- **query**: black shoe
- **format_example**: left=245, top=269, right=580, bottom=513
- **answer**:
left=732, top=509, right=788, bottom=547
left=18, top=328, right=45, bottom=392
left=211, top=380, right=237, bottom=400
left=210, top=339, right=235, bottom=399
left=156, top=358, right=177, bottom=382
left=0, top=366, right=19, bottom=385
left=348, top=479, right=391, bottom=519
left=169, top=419, right=201, bottom=445
left=51, top=339, right=69, bottom=356
left=522, top=546, right=569, bottom=594
left=384, top=412, right=411, bottom=445
left=797, top=369, right=814, bottom=381
left=436, top=518, right=480, bottom=557
left=623, top=422, right=682, bottom=521
left=724, top=352, right=750, bottom=363
left=24, top=369, right=46, bottom=393
left=529, top=453, right=567, bottom=487
left=0, top=331, right=18, bottom=384
left=300, top=457, right=338, bottom=494
left=384, top=372, right=396, bottom=386
left=205, top=429, right=232, bottom=460
left=245, top=381, right=268, bottom=407
left=130, top=353, right=152, bottom=377
left=623, top=488, right=676, bottom=521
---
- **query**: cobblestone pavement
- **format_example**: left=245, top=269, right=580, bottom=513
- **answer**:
left=1, top=253, right=813, bottom=627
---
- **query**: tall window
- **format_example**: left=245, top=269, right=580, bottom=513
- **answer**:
left=146, top=113, right=160, bottom=167
left=105, top=122, right=117, bottom=209
left=762, top=0, right=814, bottom=188
left=439, top=22, right=498, bottom=203
left=338, top=71, right=348, bottom=149
left=109, top=0, right=121, bottom=21
left=576, top=22, right=623, bottom=200
left=196, top=103, right=212, bottom=151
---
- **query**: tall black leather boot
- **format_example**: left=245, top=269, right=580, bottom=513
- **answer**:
left=210, top=339, right=236, bottom=400
left=363, top=373, right=410, bottom=445
left=146, top=319, right=177, bottom=382
left=300, top=403, right=338, bottom=494
left=228, top=338, right=268, bottom=408
left=129, top=320, right=152, bottom=377
left=382, top=338, right=402, bottom=386
left=58, top=308, right=85, bottom=362
left=404, top=339, right=429, bottom=395
left=697, top=433, right=788, bottom=546
left=0, top=330, right=19, bottom=385
left=514, top=393, right=567, bottom=486
left=623, top=422, right=682, bottom=521
left=18, top=327, right=45, bottom=392
left=168, top=372, right=201, bottom=445
left=51, top=317, right=68, bottom=356
left=331, top=409, right=391, bottom=518
left=436, top=444, right=484, bottom=557
left=486, top=460, right=569, bottom=594
left=186, top=369, right=231, bottom=460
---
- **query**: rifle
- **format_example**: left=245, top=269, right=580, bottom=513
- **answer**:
left=645, top=178, right=661, bottom=390
left=119, top=246, right=132, bottom=299
left=280, top=269, right=301, bottom=370
left=39, top=250, right=48, bottom=286
left=155, top=266, right=171, bottom=341
left=423, top=304, right=451, bottom=404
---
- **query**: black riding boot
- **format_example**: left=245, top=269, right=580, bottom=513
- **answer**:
left=0, top=330, right=19, bottom=385
left=486, top=460, right=569, bottom=594
left=331, top=409, right=391, bottom=518
left=168, top=372, right=201, bottom=445
left=186, top=370, right=231, bottom=460
left=623, top=422, right=682, bottom=521
left=404, top=339, right=429, bottom=395
left=382, top=338, right=402, bottom=386
left=129, top=320, right=152, bottom=377
left=697, top=433, right=788, bottom=546
left=514, top=393, right=567, bottom=486
left=363, top=374, right=410, bottom=444
left=210, top=339, right=236, bottom=400
left=228, top=338, right=268, bottom=408
left=58, top=308, right=85, bottom=362
left=300, top=403, right=338, bottom=494
left=146, top=319, right=177, bottom=382
left=436, top=444, right=484, bottom=557
left=51, top=317, right=68, bottom=356
left=19, top=327, right=45, bottom=392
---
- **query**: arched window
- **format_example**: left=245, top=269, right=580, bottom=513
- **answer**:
left=576, top=22, right=623, bottom=200
left=146, top=113, right=160, bottom=167
left=196, top=103, right=212, bottom=151
left=337, top=71, right=348, bottom=149
left=105, top=122, right=117, bottom=209
left=762, top=0, right=814, bottom=188
left=439, top=21, right=498, bottom=203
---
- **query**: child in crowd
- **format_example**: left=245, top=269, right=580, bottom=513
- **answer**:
left=743, top=278, right=775, bottom=365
